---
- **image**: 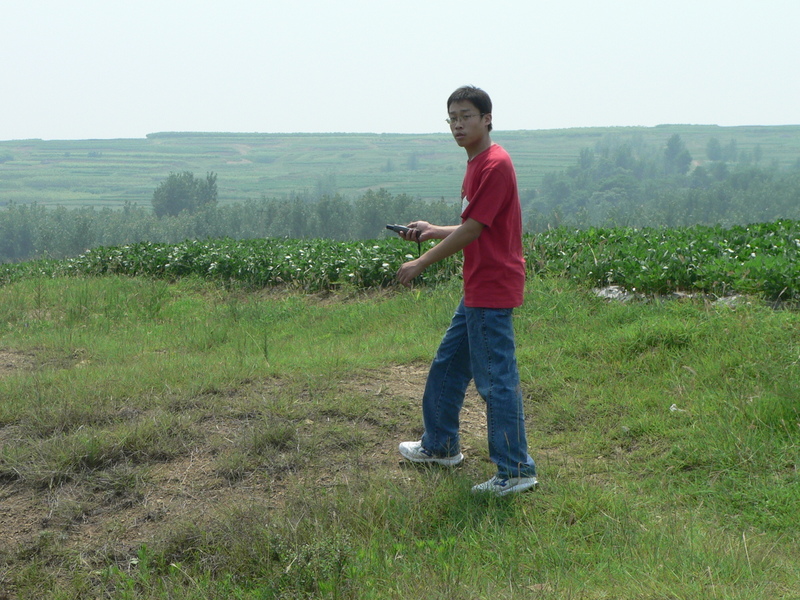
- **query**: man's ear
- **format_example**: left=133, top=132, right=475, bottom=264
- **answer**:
left=483, top=113, right=492, bottom=129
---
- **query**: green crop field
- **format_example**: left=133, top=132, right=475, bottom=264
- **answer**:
left=4, top=219, right=800, bottom=301
left=2, top=124, right=799, bottom=211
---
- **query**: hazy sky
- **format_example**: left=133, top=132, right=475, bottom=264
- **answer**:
left=2, top=0, right=798, bottom=141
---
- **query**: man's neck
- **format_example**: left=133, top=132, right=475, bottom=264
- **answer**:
left=466, top=135, right=493, bottom=161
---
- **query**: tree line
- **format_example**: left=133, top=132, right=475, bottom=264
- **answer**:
left=0, top=188, right=461, bottom=263
left=2, top=137, right=800, bottom=264
left=526, top=134, right=800, bottom=230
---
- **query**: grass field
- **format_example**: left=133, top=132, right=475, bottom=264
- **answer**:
left=3, top=124, right=800, bottom=210
left=1, top=273, right=798, bottom=598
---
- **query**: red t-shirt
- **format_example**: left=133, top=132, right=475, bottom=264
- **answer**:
left=460, top=144, right=526, bottom=308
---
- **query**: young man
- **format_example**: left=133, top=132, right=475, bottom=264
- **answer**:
left=395, top=85, right=537, bottom=496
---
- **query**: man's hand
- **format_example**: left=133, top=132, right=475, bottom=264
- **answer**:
left=399, top=220, right=430, bottom=242
left=396, top=258, right=426, bottom=287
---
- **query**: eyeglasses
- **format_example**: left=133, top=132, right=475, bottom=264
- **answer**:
left=445, top=113, right=484, bottom=125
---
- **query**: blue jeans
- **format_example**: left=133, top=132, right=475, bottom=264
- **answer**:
left=420, top=298, right=536, bottom=479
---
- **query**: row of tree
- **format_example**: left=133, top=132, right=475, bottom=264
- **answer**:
left=526, top=134, right=800, bottom=230
left=0, top=189, right=461, bottom=263
left=2, top=136, right=799, bottom=264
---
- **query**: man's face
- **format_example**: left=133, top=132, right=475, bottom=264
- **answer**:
left=447, top=101, right=491, bottom=149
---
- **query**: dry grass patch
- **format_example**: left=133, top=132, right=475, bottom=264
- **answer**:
left=0, top=359, right=499, bottom=596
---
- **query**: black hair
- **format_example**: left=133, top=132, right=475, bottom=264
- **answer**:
left=447, top=86, right=493, bottom=131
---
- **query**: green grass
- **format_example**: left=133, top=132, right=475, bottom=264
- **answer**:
left=0, top=275, right=798, bottom=598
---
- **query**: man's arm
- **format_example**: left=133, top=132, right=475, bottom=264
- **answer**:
left=396, top=218, right=484, bottom=287
left=397, top=220, right=458, bottom=242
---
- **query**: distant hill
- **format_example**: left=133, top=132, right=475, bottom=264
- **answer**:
left=1, top=125, right=799, bottom=210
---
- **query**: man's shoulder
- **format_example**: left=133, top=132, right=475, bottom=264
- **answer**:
left=474, top=144, right=514, bottom=176
left=485, top=143, right=513, bottom=165
left=469, top=143, right=508, bottom=165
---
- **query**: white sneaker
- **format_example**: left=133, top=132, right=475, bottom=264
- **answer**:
left=471, top=475, right=538, bottom=497
left=398, top=441, right=464, bottom=466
